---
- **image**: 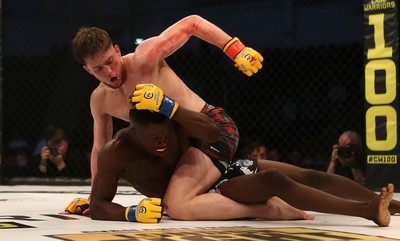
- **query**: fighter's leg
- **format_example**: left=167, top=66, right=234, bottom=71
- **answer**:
left=162, top=147, right=310, bottom=221
left=257, top=159, right=400, bottom=214
left=370, top=183, right=393, bottom=226
left=218, top=169, right=393, bottom=226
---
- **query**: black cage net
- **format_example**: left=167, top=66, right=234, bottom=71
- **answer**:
left=1, top=0, right=366, bottom=184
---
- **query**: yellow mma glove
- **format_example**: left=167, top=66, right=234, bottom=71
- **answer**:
left=131, top=84, right=179, bottom=119
left=64, top=197, right=90, bottom=214
left=223, top=37, right=264, bottom=76
left=125, top=198, right=163, bottom=223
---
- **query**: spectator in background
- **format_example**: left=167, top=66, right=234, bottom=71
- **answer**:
left=36, top=127, right=69, bottom=177
left=34, top=124, right=54, bottom=157
left=246, top=140, right=267, bottom=160
left=246, top=140, right=281, bottom=161
left=327, top=130, right=366, bottom=185
left=3, top=130, right=31, bottom=177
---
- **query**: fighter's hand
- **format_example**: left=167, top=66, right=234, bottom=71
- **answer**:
left=131, top=84, right=179, bottom=119
left=125, top=198, right=163, bottom=223
left=223, top=37, right=264, bottom=76
left=234, top=47, right=263, bottom=76
left=61, top=197, right=90, bottom=215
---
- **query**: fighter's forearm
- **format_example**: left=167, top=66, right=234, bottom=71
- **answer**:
left=159, top=15, right=231, bottom=54
left=173, top=107, right=220, bottom=143
left=90, top=149, right=99, bottom=183
left=162, top=15, right=263, bottom=77
left=179, top=15, right=231, bottom=48
left=90, top=200, right=126, bottom=221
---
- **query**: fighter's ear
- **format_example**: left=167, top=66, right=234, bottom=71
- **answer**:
left=83, top=66, right=93, bottom=75
left=114, top=45, right=121, bottom=55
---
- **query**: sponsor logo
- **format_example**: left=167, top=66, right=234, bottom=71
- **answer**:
left=367, top=155, right=397, bottom=164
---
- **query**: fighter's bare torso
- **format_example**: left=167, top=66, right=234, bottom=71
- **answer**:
left=91, top=53, right=206, bottom=123
left=102, top=123, right=187, bottom=198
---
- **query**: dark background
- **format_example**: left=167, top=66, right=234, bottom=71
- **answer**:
left=1, top=0, right=367, bottom=183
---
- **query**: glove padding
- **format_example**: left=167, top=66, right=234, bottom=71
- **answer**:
left=131, top=84, right=179, bottom=119
left=125, top=197, right=163, bottom=223
left=63, top=197, right=90, bottom=214
left=223, top=37, right=264, bottom=76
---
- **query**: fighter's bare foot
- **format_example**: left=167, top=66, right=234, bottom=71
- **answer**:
left=265, top=197, right=315, bottom=221
left=370, top=183, right=393, bottom=227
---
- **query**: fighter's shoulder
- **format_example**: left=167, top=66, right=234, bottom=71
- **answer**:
left=108, top=129, right=138, bottom=150
left=90, top=85, right=106, bottom=102
left=99, top=135, right=128, bottom=159
left=90, top=86, right=109, bottom=112
left=102, top=138, right=120, bottom=151
left=133, top=36, right=163, bottom=57
left=91, top=83, right=109, bottom=96
left=122, top=52, right=135, bottom=62
left=135, top=36, right=159, bottom=49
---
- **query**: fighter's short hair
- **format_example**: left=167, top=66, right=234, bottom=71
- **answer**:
left=129, top=108, right=167, bottom=126
left=72, top=26, right=113, bottom=65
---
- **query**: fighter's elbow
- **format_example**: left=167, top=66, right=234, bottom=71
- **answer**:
left=185, top=14, right=203, bottom=22
left=88, top=205, right=100, bottom=220
left=89, top=213, right=100, bottom=220
left=181, top=15, right=204, bottom=33
left=88, top=202, right=104, bottom=220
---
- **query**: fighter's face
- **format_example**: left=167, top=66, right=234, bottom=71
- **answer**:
left=83, top=45, right=125, bottom=89
left=134, top=121, right=171, bottom=157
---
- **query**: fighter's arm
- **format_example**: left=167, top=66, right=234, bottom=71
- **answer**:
left=90, top=93, right=114, bottom=183
left=89, top=142, right=125, bottom=221
left=61, top=96, right=113, bottom=215
left=136, top=15, right=263, bottom=76
left=90, top=141, right=163, bottom=223
left=160, top=15, right=232, bottom=48
left=136, top=15, right=230, bottom=61
left=132, top=84, right=220, bottom=143
left=172, top=107, right=220, bottom=143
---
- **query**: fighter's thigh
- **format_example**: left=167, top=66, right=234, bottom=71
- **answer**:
left=218, top=171, right=278, bottom=203
left=258, top=159, right=308, bottom=181
left=164, top=147, right=221, bottom=200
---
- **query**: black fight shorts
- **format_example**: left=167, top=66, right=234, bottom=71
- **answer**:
left=210, top=158, right=258, bottom=193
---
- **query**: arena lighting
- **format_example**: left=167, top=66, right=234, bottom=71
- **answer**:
left=135, top=38, right=144, bottom=45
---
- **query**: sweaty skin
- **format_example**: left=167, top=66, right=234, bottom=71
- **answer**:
left=81, top=15, right=275, bottom=221
left=218, top=168, right=394, bottom=227
left=78, top=15, right=400, bottom=222
left=90, top=108, right=312, bottom=221
left=91, top=107, right=394, bottom=226
left=85, top=15, right=231, bottom=180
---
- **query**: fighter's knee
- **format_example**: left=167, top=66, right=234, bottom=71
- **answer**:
left=163, top=200, right=193, bottom=220
left=258, top=169, right=289, bottom=185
